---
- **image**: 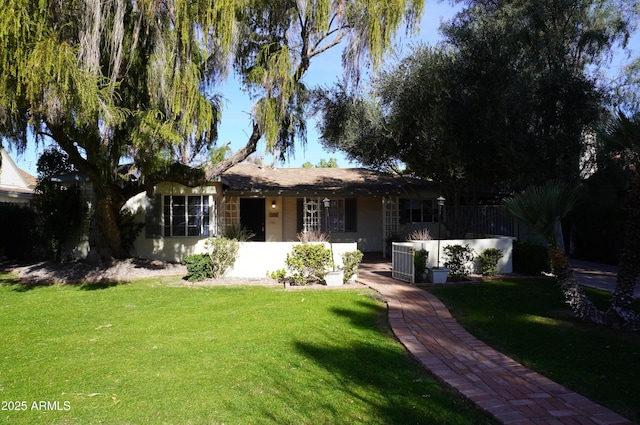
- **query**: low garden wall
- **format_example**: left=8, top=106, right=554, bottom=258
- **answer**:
left=227, top=241, right=358, bottom=278
left=403, top=236, right=515, bottom=274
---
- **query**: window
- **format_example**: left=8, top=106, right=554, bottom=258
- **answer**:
left=163, top=195, right=210, bottom=237
left=297, top=197, right=357, bottom=233
left=400, top=199, right=437, bottom=223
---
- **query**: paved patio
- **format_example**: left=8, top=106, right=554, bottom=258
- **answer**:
left=356, top=260, right=636, bottom=425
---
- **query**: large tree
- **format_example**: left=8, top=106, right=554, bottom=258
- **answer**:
left=0, top=0, right=424, bottom=261
left=315, top=0, right=634, bottom=235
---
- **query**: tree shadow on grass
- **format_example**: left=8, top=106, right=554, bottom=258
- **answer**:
left=291, top=303, right=495, bottom=425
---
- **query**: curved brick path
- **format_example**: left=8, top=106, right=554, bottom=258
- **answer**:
left=356, top=260, right=636, bottom=425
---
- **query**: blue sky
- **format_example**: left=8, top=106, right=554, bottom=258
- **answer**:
left=8, top=1, right=638, bottom=175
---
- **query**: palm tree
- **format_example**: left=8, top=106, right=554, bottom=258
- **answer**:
left=596, top=111, right=640, bottom=321
left=504, top=181, right=609, bottom=325
left=503, top=114, right=640, bottom=330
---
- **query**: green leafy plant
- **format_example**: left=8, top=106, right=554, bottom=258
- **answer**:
left=205, top=236, right=240, bottom=279
left=341, top=250, right=364, bottom=283
left=183, top=236, right=240, bottom=282
left=267, top=268, right=287, bottom=281
left=222, top=225, right=255, bottom=241
left=118, top=210, right=144, bottom=255
left=477, top=248, right=503, bottom=276
left=413, top=249, right=428, bottom=283
left=443, top=244, right=475, bottom=281
left=184, top=253, right=212, bottom=282
left=285, top=243, right=332, bottom=286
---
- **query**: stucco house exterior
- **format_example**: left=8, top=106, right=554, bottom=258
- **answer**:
left=117, top=163, right=443, bottom=262
left=0, top=147, right=36, bottom=204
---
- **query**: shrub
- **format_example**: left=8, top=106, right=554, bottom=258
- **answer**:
left=513, top=241, right=551, bottom=275
left=443, top=244, right=475, bottom=281
left=406, top=228, right=433, bottom=241
left=477, top=248, right=503, bottom=276
left=183, top=236, right=240, bottom=282
left=205, top=236, right=240, bottom=279
left=184, top=254, right=212, bottom=282
left=342, top=250, right=364, bottom=282
left=413, top=249, right=428, bottom=283
left=297, top=230, right=329, bottom=242
left=222, top=225, right=255, bottom=241
left=267, top=268, right=287, bottom=281
left=285, top=243, right=332, bottom=285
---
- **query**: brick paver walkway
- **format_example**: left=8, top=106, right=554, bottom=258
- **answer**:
left=356, top=260, right=636, bottom=425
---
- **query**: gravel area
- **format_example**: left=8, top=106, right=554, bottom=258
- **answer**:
left=6, top=258, right=188, bottom=284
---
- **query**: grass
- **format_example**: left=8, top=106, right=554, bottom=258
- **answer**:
left=0, top=270, right=494, bottom=425
left=426, top=277, right=640, bottom=423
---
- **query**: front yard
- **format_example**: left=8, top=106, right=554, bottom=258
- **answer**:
left=0, top=271, right=493, bottom=424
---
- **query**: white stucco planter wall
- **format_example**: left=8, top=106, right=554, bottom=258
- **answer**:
left=409, top=236, right=515, bottom=274
left=227, top=241, right=358, bottom=278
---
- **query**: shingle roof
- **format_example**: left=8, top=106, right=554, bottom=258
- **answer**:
left=221, top=163, right=435, bottom=196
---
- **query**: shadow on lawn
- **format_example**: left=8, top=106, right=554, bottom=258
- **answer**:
left=292, top=303, right=495, bottom=425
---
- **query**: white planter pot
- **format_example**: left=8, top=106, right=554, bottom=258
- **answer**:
left=428, top=267, right=449, bottom=284
left=325, top=270, right=344, bottom=286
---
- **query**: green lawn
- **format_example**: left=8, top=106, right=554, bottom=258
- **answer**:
left=426, top=278, right=640, bottom=423
left=0, top=271, right=493, bottom=425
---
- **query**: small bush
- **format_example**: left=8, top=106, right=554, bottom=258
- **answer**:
left=477, top=248, right=503, bottom=276
left=222, top=225, right=255, bottom=241
left=267, top=268, right=287, bottom=281
left=206, top=236, right=240, bottom=279
left=443, top=244, right=475, bottom=281
left=406, top=228, right=433, bottom=241
left=183, top=236, right=240, bottom=282
left=285, top=243, right=332, bottom=285
left=297, top=230, right=329, bottom=242
left=184, top=254, right=212, bottom=282
left=414, top=249, right=429, bottom=283
left=513, top=241, right=551, bottom=275
left=342, top=250, right=364, bottom=282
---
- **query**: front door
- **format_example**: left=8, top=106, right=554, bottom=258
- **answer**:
left=240, top=198, right=266, bottom=241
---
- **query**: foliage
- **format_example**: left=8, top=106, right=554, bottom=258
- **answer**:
left=443, top=244, right=475, bottom=281
left=285, top=243, right=332, bottom=285
left=0, top=203, right=37, bottom=260
left=184, top=253, right=213, bottom=282
left=413, top=249, right=429, bottom=283
left=117, top=210, right=144, bottom=256
left=267, top=268, right=287, bottom=281
left=302, top=158, right=339, bottom=168
left=205, top=236, right=240, bottom=279
left=342, top=250, right=364, bottom=282
left=314, top=0, right=631, bottom=234
left=1, top=0, right=424, bottom=260
left=503, top=180, right=583, bottom=250
left=512, top=241, right=551, bottom=275
left=222, top=225, right=255, bottom=241
left=297, top=229, right=329, bottom=242
left=183, top=236, right=240, bottom=281
left=477, top=248, right=503, bottom=276
left=406, top=228, right=433, bottom=241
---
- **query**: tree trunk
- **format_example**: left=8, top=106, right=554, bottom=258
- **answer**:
left=88, top=197, right=125, bottom=263
left=610, top=175, right=640, bottom=315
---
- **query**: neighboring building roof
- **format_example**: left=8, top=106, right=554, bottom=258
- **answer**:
left=0, top=148, right=35, bottom=201
left=221, top=163, right=437, bottom=197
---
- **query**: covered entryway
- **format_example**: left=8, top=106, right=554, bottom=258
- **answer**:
left=240, top=198, right=266, bottom=241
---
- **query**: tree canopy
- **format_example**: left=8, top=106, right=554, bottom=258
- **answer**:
left=315, top=0, right=636, bottom=233
left=0, top=0, right=424, bottom=260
